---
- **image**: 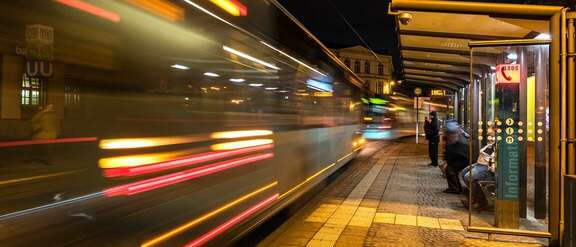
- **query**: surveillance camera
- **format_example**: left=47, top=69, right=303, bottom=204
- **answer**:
left=398, top=12, right=413, bottom=25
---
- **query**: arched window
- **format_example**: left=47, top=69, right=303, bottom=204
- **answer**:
left=354, top=61, right=360, bottom=73
left=378, top=63, right=384, bottom=75
left=364, top=61, right=370, bottom=74
left=344, top=59, right=350, bottom=68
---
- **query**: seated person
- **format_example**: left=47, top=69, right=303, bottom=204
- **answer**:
left=460, top=136, right=495, bottom=209
left=443, top=121, right=469, bottom=194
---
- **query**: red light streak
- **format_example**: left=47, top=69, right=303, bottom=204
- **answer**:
left=103, top=144, right=273, bottom=177
left=184, top=194, right=278, bottom=247
left=0, top=137, right=97, bottom=148
left=55, top=0, right=121, bottom=22
left=104, top=153, right=273, bottom=197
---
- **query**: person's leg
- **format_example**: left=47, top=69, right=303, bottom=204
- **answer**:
left=444, top=166, right=461, bottom=193
left=428, top=140, right=433, bottom=164
left=459, top=165, right=472, bottom=190
left=470, top=165, right=492, bottom=208
left=430, top=141, right=438, bottom=166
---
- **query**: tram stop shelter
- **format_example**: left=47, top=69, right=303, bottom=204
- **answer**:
left=389, top=1, right=576, bottom=246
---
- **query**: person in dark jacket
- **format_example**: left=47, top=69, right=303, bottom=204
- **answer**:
left=427, top=112, right=439, bottom=167
left=443, top=121, right=468, bottom=194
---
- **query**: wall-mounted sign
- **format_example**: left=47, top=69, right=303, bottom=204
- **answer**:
left=496, top=64, right=521, bottom=84
left=431, top=89, right=445, bottom=96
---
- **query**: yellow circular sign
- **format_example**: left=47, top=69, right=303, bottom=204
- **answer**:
left=506, top=127, right=514, bottom=135
left=506, top=118, right=514, bottom=126
left=506, top=136, right=514, bottom=144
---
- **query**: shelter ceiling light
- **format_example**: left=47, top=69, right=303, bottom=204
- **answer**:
left=534, top=33, right=550, bottom=40
left=204, top=72, right=220, bottom=77
left=507, top=53, right=518, bottom=60
left=249, top=83, right=263, bottom=87
left=229, top=78, right=245, bottom=82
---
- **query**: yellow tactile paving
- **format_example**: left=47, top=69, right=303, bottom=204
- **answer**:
left=394, top=214, right=417, bottom=226
left=348, top=207, right=376, bottom=227
left=417, top=216, right=441, bottom=229
left=308, top=165, right=383, bottom=246
left=306, top=204, right=339, bottom=223
left=438, top=218, right=465, bottom=231
left=373, top=212, right=396, bottom=224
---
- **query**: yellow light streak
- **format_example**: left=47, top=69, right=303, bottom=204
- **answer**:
left=211, top=139, right=273, bottom=151
left=100, top=136, right=204, bottom=149
left=99, top=150, right=187, bottom=169
left=126, top=0, right=185, bottom=21
left=0, top=170, right=81, bottom=186
left=141, top=181, right=278, bottom=247
left=364, top=117, right=373, bottom=121
left=210, top=130, right=273, bottom=139
left=209, top=0, right=243, bottom=16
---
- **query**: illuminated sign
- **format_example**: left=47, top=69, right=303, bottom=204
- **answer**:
left=496, top=64, right=521, bottom=84
left=306, top=79, right=333, bottom=92
left=431, top=89, right=445, bottom=96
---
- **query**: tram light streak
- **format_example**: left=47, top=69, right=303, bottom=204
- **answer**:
left=104, top=153, right=273, bottom=197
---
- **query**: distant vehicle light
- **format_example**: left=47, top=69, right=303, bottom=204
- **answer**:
left=171, top=64, right=189, bottom=70
left=204, top=72, right=220, bottom=77
left=229, top=78, right=245, bottom=82
left=208, top=0, right=247, bottom=16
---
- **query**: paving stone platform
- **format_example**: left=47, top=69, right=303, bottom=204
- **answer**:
left=258, top=139, right=546, bottom=247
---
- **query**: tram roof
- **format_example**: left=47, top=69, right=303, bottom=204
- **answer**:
left=390, top=0, right=562, bottom=92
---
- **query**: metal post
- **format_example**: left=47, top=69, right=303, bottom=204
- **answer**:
left=416, top=95, right=420, bottom=144
left=534, top=44, right=549, bottom=220
left=567, top=17, right=575, bottom=177
left=519, top=47, right=528, bottom=218
left=549, top=11, right=562, bottom=247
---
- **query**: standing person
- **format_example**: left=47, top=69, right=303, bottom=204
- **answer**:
left=443, top=121, right=468, bottom=194
left=427, top=112, right=440, bottom=167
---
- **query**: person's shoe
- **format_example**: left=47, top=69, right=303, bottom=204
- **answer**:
left=443, top=188, right=460, bottom=194
left=428, top=163, right=438, bottom=167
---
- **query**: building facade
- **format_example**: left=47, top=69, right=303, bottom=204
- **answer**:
left=333, top=46, right=394, bottom=95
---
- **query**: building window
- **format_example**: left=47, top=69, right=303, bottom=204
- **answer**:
left=364, top=61, right=370, bottom=74
left=354, top=61, right=360, bottom=73
left=65, top=82, right=81, bottom=105
left=344, top=59, right=350, bottom=68
left=378, top=63, right=384, bottom=75
left=21, top=73, right=43, bottom=106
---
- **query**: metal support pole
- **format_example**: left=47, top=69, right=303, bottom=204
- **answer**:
left=567, top=17, right=575, bottom=177
left=519, top=47, right=528, bottom=218
left=549, top=11, right=562, bottom=247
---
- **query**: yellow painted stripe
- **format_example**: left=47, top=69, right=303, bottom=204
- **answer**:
left=0, top=170, right=81, bottom=186
left=141, top=181, right=277, bottom=247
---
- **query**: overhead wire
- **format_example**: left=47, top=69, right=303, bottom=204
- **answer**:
left=324, top=0, right=383, bottom=63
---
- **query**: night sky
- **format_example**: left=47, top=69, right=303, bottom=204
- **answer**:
left=277, top=0, right=570, bottom=78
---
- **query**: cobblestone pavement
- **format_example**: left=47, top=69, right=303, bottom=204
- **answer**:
left=258, top=139, right=546, bottom=247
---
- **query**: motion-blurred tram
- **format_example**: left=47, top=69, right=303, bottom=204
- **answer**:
left=0, top=0, right=367, bottom=246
